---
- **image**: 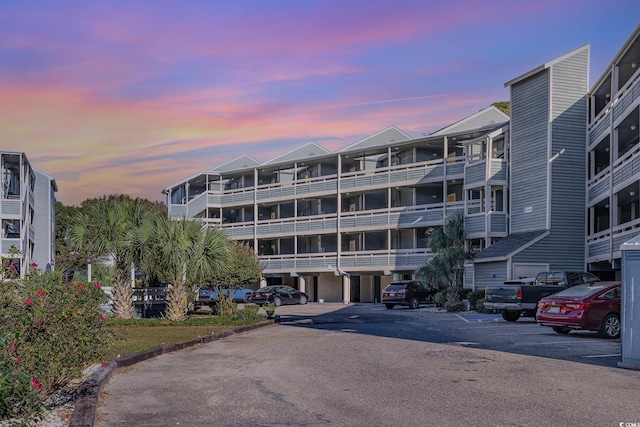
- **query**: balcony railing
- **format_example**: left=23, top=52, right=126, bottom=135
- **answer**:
left=340, top=204, right=445, bottom=231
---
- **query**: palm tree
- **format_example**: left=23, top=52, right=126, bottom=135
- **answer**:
left=135, top=216, right=230, bottom=321
left=70, top=196, right=157, bottom=319
left=416, top=212, right=473, bottom=291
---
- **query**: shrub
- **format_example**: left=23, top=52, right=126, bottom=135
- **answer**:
left=433, top=290, right=447, bottom=307
left=0, top=269, right=111, bottom=422
left=444, top=300, right=466, bottom=312
left=466, top=290, right=485, bottom=308
left=458, top=288, right=472, bottom=300
left=233, top=304, right=262, bottom=322
left=474, top=297, right=492, bottom=313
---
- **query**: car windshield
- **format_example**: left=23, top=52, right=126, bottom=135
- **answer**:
left=256, top=287, right=275, bottom=292
left=551, top=284, right=609, bottom=298
left=384, top=284, right=408, bottom=290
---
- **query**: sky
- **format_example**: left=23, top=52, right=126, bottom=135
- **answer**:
left=1, top=1, right=639, bottom=206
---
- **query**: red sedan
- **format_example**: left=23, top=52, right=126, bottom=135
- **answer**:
left=535, top=281, right=621, bottom=338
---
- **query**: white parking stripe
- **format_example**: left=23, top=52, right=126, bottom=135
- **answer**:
left=583, top=353, right=621, bottom=358
left=456, top=314, right=471, bottom=323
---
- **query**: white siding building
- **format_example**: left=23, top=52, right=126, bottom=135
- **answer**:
left=1, top=151, right=57, bottom=278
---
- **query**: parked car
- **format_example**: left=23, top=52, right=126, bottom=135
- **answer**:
left=198, top=286, right=254, bottom=303
left=484, top=271, right=601, bottom=321
left=535, top=281, right=621, bottom=338
left=381, top=280, right=437, bottom=310
left=250, top=285, right=308, bottom=306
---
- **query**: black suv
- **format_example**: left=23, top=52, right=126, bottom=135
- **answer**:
left=381, top=280, right=436, bottom=309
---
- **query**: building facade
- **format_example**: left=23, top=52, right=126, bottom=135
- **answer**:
left=163, top=107, right=509, bottom=302
left=1, top=151, right=57, bottom=278
left=164, top=24, right=640, bottom=299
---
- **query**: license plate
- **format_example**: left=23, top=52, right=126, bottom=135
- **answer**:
left=390, top=292, right=396, bottom=297
left=549, top=306, right=560, bottom=313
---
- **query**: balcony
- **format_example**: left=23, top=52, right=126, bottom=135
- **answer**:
left=254, top=214, right=338, bottom=238
left=340, top=204, right=445, bottom=231
left=339, top=248, right=431, bottom=271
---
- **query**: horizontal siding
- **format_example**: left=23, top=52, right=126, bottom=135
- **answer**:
left=510, top=70, right=549, bottom=232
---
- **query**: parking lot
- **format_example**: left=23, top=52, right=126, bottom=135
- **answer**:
left=274, top=302, right=622, bottom=368
left=97, top=302, right=638, bottom=426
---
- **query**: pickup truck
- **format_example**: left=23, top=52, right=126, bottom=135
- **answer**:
left=483, top=271, right=601, bottom=321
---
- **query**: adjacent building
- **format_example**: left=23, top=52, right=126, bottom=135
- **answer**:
left=164, top=24, right=640, bottom=300
left=1, top=151, right=57, bottom=278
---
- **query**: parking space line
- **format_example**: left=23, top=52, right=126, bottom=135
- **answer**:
left=583, top=353, right=621, bottom=358
left=513, top=340, right=603, bottom=346
left=456, top=314, right=471, bottom=323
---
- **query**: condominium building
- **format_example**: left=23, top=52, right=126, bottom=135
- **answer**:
left=164, top=24, right=640, bottom=299
left=163, top=106, right=509, bottom=302
left=1, top=151, right=57, bottom=278
left=586, top=25, right=640, bottom=279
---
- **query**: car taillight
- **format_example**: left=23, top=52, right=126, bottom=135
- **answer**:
left=565, top=302, right=590, bottom=310
left=516, top=288, right=523, bottom=299
left=537, top=301, right=545, bottom=309
left=397, top=289, right=406, bottom=295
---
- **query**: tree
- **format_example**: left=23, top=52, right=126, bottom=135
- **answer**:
left=135, top=216, right=230, bottom=321
left=69, top=195, right=160, bottom=319
left=54, top=201, right=87, bottom=271
left=416, top=212, right=473, bottom=291
left=211, top=242, right=263, bottom=289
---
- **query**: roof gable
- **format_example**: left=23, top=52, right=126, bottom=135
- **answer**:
left=338, top=126, right=412, bottom=152
left=474, top=230, right=549, bottom=262
left=209, top=155, right=260, bottom=172
left=262, top=142, right=330, bottom=165
left=429, top=106, right=509, bottom=137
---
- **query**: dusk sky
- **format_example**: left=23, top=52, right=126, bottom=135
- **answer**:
left=1, top=1, right=638, bottom=206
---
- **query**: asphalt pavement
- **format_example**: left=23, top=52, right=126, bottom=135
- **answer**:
left=95, top=303, right=640, bottom=426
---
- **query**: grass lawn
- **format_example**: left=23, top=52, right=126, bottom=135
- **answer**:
left=104, top=314, right=266, bottom=360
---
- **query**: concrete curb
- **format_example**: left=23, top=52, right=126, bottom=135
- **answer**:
left=68, top=319, right=277, bottom=427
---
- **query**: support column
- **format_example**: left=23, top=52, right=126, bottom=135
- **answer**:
left=298, top=276, right=306, bottom=294
left=393, top=273, right=401, bottom=281
left=260, top=277, right=267, bottom=287
left=342, top=275, right=351, bottom=304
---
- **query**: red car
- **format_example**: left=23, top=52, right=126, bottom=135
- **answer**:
left=536, top=281, right=621, bottom=338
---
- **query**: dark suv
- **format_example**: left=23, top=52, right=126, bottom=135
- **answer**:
left=381, top=280, right=436, bottom=310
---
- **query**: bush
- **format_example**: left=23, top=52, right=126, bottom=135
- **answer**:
left=233, top=304, right=262, bottom=322
left=0, top=269, right=111, bottom=422
left=433, top=290, right=447, bottom=307
left=458, top=288, right=472, bottom=300
left=467, top=290, right=485, bottom=308
left=474, top=297, right=492, bottom=313
left=444, top=300, right=466, bottom=312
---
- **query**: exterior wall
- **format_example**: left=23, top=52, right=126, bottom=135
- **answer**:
left=510, top=70, right=550, bottom=232
left=317, top=273, right=343, bottom=302
left=32, top=169, right=56, bottom=270
left=549, top=49, right=589, bottom=269
left=473, top=262, right=508, bottom=289
left=512, top=236, right=584, bottom=271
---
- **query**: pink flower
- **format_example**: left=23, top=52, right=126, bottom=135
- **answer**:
left=9, top=264, right=16, bottom=271
left=101, top=361, right=107, bottom=367
left=94, top=282, right=101, bottom=288
left=76, top=284, right=85, bottom=291
left=25, top=298, right=32, bottom=306
left=37, top=290, right=45, bottom=297
left=14, top=357, right=20, bottom=364
left=31, top=262, right=38, bottom=268
left=31, top=378, right=42, bottom=391
left=100, top=315, right=105, bottom=321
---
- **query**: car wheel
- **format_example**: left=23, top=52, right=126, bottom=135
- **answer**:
left=273, top=297, right=283, bottom=307
left=409, top=297, right=419, bottom=309
left=244, top=294, right=251, bottom=303
left=501, top=311, right=520, bottom=322
left=384, top=304, right=395, bottom=310
left=299, top=295, right=307, bottom=305
left=552, top=326, right=571, bottom=334
left=599, top=313, right=620, bottom=339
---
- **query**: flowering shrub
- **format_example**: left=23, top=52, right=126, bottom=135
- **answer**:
left=0, top=269, right=111, bottom=422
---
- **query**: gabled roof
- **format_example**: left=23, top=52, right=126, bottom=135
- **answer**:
left=474, top=229, right=549, bottom=263
left=338, top=126, right=412, bottom=152
left=261, top=142, right=330, bottom=165
left=429, top=106, right=509, bottom=137
left=504, top=44, right=590, bottom=88
left=208, top=155, right=260, bottom=172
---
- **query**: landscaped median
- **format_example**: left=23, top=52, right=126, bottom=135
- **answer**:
left=69, top=317, right=277, bottom=427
